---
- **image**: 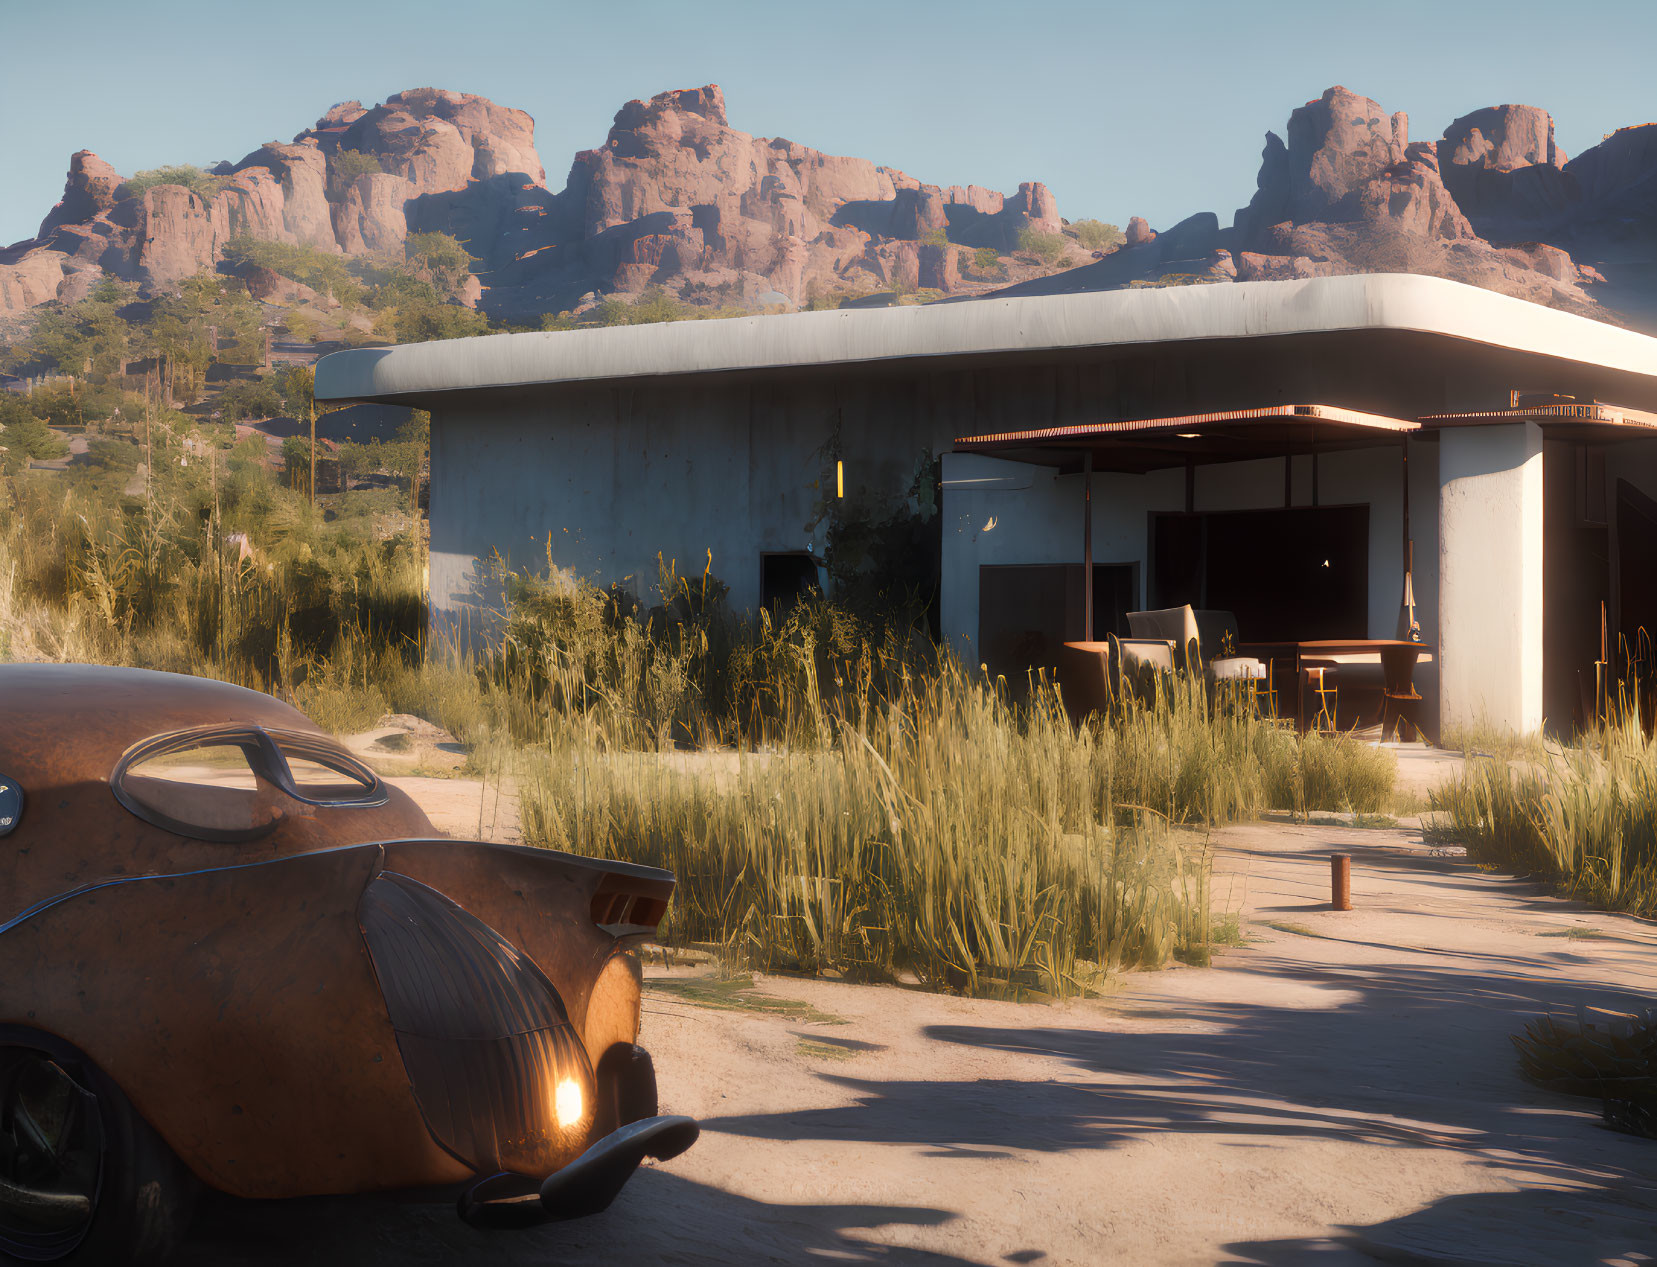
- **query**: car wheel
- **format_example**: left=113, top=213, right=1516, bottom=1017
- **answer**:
left=591, top=1043, right=659, bottom=1141
left=0, top=1029, right=196, bottom=1266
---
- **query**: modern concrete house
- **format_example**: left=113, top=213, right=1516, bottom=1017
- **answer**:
left=315, top=273, right=1657, bottom=738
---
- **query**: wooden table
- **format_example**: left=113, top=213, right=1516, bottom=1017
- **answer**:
left=1240, top=639, right=1432, bottom=733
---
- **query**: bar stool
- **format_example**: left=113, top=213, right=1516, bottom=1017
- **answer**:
left=1301, top=662, right=1339, bottom=730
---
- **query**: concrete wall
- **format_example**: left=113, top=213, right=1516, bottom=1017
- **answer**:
left=427, top=374, right=943, bottom=642
left=1438, top=422, right=1545, bottom=735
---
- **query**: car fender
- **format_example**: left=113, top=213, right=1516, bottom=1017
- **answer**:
left=379, top=839, right=670, bottom=1062
left=0, top=843, right=469, bottom=1199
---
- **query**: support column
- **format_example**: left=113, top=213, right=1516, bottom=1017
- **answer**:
left=1082, top=450, right=1093, bottom=641
left=1438, top=422, right=1544, bottom=736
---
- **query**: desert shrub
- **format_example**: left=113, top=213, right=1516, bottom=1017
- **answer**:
left=0, top=409, right=68, bottom=473
left=217, top=378, right=285, bottom=422
left=326, top=149, right=384, bottom=201
left=282, top=312, right=319, bottom=342
left=119, top=165, right=226, bottom=204
left=1071, top=219, right=1125, bottom=251
left=1016, top=226, right=1068, bottom=264
left=389, top=298, right=489, bottom=344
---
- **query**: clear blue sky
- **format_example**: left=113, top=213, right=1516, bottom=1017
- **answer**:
left=3, top=0, right=1653, bottom=248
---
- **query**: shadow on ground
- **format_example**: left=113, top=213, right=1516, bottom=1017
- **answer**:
left=1221, top=1180, right=1657, bottom=1265
left=177, top=1168, right=972, bottom=1265
left=700, top=873, right=1657, bottom=1262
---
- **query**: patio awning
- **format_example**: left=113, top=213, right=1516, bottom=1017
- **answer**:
left=953, top=403, right=1419, bottom=473
left=1419, top=401, right=1657, bottom=442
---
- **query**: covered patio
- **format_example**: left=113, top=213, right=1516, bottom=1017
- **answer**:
left=951, top=403, right=1431, bottom=734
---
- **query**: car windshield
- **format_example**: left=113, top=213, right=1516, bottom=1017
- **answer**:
left=111, top=725, right=386, bottom=842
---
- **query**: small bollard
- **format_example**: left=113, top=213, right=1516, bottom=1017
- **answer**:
left=1331, top=853, right=1352, bottom=911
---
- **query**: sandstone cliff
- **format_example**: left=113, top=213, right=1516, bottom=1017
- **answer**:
left=6, top=80, right=1657, bottom=330
left=994, top=84, right=1653, bottom=327
left=0, top=81, right=1063, bottom=318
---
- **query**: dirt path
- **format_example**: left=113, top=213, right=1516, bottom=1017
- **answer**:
left=176, top=817, right=1657, bottom=1265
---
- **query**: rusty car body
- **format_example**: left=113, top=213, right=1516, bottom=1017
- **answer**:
left=0, top=664, right=696, bottom=1264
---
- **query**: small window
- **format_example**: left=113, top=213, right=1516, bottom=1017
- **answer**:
left=272, top=733, right=380, bottom=803
left=119, top=741, right=272, bottom=839
left=112, top=725, right=386, bottom=843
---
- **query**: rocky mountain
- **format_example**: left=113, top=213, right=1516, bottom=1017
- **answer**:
left=0, top=83, right=1069, bottom=320
left=996, top=86, right=1657, bottom=330
left=4, top=82, right=1656, bottom=328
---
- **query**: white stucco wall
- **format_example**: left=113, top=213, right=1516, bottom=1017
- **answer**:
left=1438, top=422, right=1545, bottom=735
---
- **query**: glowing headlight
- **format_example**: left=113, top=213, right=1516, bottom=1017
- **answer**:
left=555, top=1077, right=584, bottom=1128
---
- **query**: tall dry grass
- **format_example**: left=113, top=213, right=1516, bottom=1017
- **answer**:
left=3, top=456, right=1401, bottom=995
left=520, top=659, right=1212, bottom=995
left=1432, top=710, right=1657, bottom=918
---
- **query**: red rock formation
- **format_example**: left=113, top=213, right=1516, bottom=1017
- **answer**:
left=0, top=248, right=70, bottom=310
left=332, top=172, right=414, bottom=254
left=119, top=185, right=222, bottom=288
left=1442, top=105, right=1563, bottom=173
left=384, top=87, right=545, bottom=184
left=233, top=141, right=335, bottom=250
left=919, top=242, right=961, bottom=292
left=38, top=152, right=122, bottom=238
left=13, top=79, right=1655, bottom=328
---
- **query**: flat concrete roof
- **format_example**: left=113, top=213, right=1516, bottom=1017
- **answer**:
left=315, top=273, right=1657, bottom=406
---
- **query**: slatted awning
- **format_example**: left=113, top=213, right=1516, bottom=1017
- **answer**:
left=1419, top=401, right=1657, bottom=442
left=954, top=403, right=1420, bottom=473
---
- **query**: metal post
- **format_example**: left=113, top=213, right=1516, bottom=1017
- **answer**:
left=1331, top=854, right=1352, bottom=911
left=1401, top=436, right=1410, bottom=558
left=1082, top=449, right=1094, bottom=642
left=1311, top=424, right=1320, bottom=507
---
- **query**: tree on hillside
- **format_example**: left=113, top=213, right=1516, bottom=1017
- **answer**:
left=222, top=236, right=365, bottom=307
left=118, top=165, right=226, bottom=203
left=0, top=397, right=69, bottom=473
left=325, top=150, right=384, bottom=202
left=217, top=378, right=285, bottom=423
left=403, top=232, right=476, bottom=301
left=2, top=283, right=135, bottom=381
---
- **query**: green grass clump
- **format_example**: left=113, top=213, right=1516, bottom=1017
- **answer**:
left=644, top=975, right=843, bottom=1024
left=1254, top=919, right=1330, bottom=939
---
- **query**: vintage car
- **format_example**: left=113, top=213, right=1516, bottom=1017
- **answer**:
left=0, top=664, right=696, bottom=1264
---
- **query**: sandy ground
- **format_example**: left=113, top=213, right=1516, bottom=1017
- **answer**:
left=174, top=756, right=1657, bottom=1266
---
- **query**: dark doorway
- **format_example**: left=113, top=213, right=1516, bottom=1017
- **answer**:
left=1616, top=481, right=1657, bottom=729
left=977, top=563, right=1137, bottom=690
left=1150, top=506, right=1369, bottom=640
left=761, top=552, right=821, bottom=616
left=1543, top=441, right=1611, bottom=733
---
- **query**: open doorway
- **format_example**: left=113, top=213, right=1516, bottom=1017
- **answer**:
left=761, top=552, right=822, bottom=616
left=1616, top=480, right=1657, bottom=730
left=977, top=562, right=1137, bottom=689
left=1149, top=505, right=1369, bottom=640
